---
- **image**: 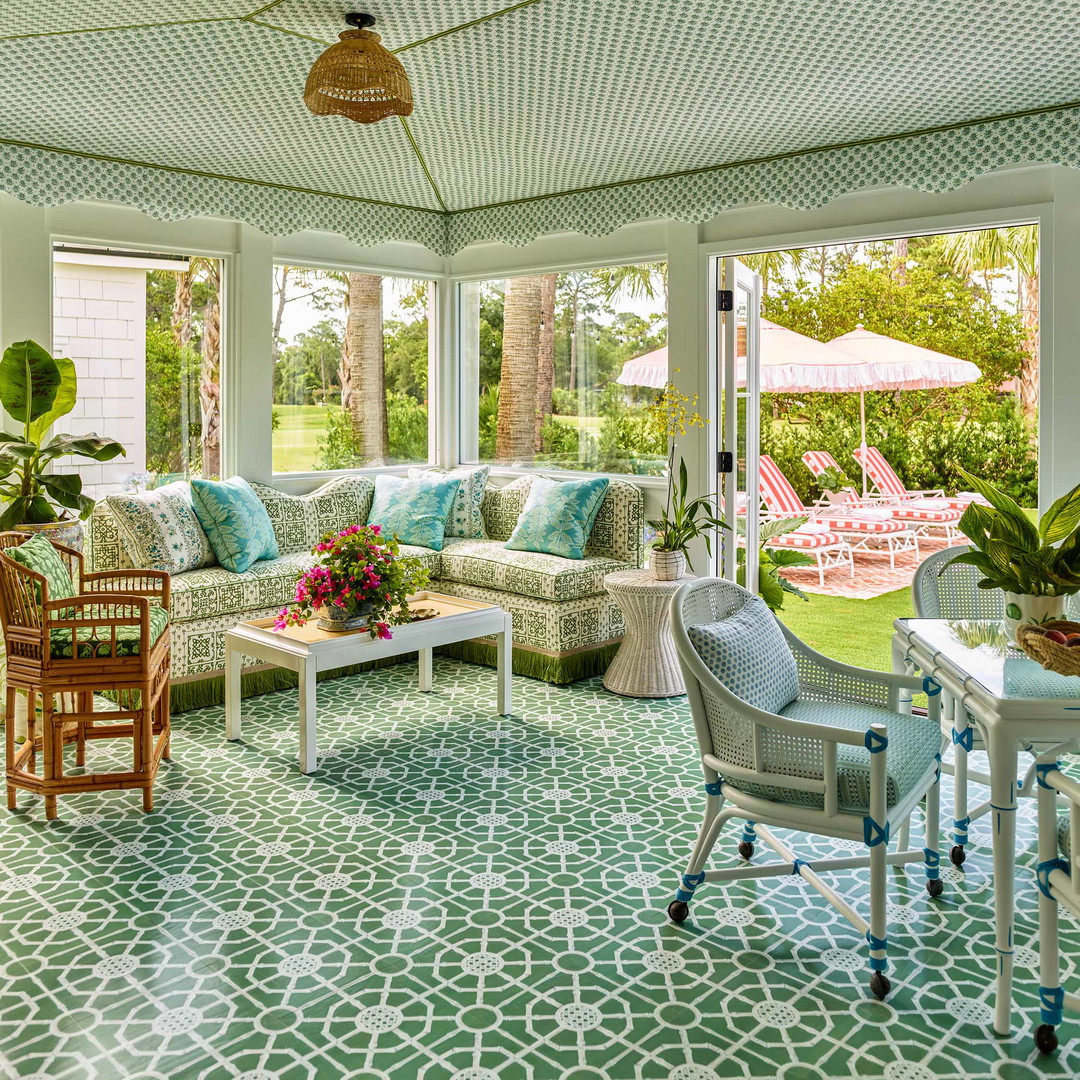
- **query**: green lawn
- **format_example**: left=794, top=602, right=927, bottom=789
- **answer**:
left=272, top=404, right=335, bottom=473
left=775, top=587, right=915, bottom=674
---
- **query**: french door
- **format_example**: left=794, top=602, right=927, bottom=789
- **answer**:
left=716, top=257, right=762, bottom=588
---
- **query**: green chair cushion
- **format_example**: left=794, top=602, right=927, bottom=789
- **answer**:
left=49, top=604, right=169, bottom=659
left=726, top=699, right=941, bottom=813
left=7, top=533, right=76, bottom=602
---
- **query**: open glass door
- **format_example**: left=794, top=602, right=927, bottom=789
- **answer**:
left=717, top=257, right=762, bottom=587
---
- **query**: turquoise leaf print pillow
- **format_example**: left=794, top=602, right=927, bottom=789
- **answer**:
left=505, top=476, right=610, bottom=559
left=190, top=477, right=279, bottom=573
left=367, top=474, right=462, bottom=551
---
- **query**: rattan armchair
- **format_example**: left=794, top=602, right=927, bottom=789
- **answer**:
left=0, top=531, right=171, bottom=819
left=669, top=578, right=945, bottom=1001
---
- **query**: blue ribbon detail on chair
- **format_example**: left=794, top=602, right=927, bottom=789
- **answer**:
left=865, top=930, right=888, bottom=972
left=791, top=858, right=810, bottom=876
left=675, top=871, right=706, bottom=903
left=1040, top=985, right=1065, bottom=1026
left=740, top=821, right=757, bottom=843
left=863, top=815, right=890, bottom=848
left=704, top=781, right=722, bottom=797
left=922, top=677, right=942, bottom=697
left=1036, top=858, right=1069, bottom=899
left=953, top=816, right=970, bottom=844
left=864, top=729, right=888, bottom=754
left=923, top=847, right=941, bottom=880
left=1035, top=762, right=1060, bottom=790
left=951, top=726, right=974, bottom=752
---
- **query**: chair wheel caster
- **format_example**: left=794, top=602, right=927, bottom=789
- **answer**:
left=667, top=900, right=689, bottom=924
left=950, top=845, right=966, bottom=866
left=926, top=879, right=944, bottom=898
left=869, top=972, right=891, bottom=1000
left=1035, top=1024, right=1059, bottom=1054
left=738, top=841, right=754, bottom=860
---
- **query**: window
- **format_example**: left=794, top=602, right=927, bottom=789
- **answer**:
left=272, top=266, right=433, bottom=473
left=458, top=263, right=669, bottom=475
left=51, top=245, right=222, bottom=498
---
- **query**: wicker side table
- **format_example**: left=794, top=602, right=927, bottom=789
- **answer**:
left=603, top=569, right=688, bottom=698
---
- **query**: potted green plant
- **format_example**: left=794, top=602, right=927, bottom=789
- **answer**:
left=736, top=517, right=813, bottom=610
left=0, top=340, right=126, bottom=549
left=816, top=464, right=854, bottom=507
left=946, top=468, right=1080, bottom=639
left=647, top=457, right=729, bottom=580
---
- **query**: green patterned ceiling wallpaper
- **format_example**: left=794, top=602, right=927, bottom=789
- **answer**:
left=0, top=1, right=1077, bottom=254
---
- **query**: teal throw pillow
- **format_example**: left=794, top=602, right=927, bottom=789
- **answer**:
left=505, top=476, right=610, bottom=560
left=687, top=595, right=798, bottom=715
left=190, top=477, right=279, bottom=573
left=7, top=533, right=77, bottom=602
left=367, top=474, right=462, bottom=552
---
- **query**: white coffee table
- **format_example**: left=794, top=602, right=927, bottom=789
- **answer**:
left=225, top=591, right=513, bottom=773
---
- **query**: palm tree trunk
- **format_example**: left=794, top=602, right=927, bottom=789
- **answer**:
left=1018, top=268, right=1039, bottom=426
left=892, top=237, right=908, bottom=284
left=345, top=273, right=387, bottom=465
left=199, top=261, right=222, bottom=478
left=496, top=275, right=542, bottom=462
left=533, top=273, right=557, bottom=452
left=171, top=268, right=193, bottom=348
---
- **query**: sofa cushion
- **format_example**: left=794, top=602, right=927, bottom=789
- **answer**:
left=169, top=545, right=439, bottom=624
left=368, top=473, right=462, bottom=551
left=105, top=482, right=216, bottom=575
left=438, top=539, right=627, bottom=601
left=506, top=476, right=610, bottom=560
left=250, top=477, right=374, bottom=556
left=191, top=477, right=278, bottom=572
left=480, top=476, right=644, bottom=565
left=408, top=465, right=490, bottom=539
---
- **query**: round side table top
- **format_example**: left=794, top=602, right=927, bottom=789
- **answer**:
left=604, top=569, right=693, bottom=594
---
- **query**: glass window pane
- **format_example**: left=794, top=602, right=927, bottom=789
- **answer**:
left=458, top=263, right=668, bottom=475
left=51, top=245, right=221, bottom=499
left=271, top=266, right=432, bottom=473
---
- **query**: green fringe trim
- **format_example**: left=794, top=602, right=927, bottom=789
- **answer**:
left=438, top=640, right=620, bottom=685
left=170, top=654, right=417, bottom=714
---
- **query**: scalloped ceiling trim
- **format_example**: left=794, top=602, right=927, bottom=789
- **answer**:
left=1, top=107, right=1077, bottom=257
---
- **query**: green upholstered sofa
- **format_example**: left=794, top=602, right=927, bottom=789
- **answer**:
left=87, top=474, right=645, bottom=711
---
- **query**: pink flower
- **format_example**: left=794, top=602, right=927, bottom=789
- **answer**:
left=370, top=524, right=381, bottom=535
left=374, top=621, right=392, bottom=640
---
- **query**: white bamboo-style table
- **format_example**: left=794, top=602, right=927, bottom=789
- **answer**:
left=893, top=617, right=1080, bottom=1036
left=603, top=569, right=688, bottom=698
left=225, top=591, right=513, bottom=773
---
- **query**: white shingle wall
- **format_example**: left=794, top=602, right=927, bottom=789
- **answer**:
left=52, top=263, right=146, bottom=498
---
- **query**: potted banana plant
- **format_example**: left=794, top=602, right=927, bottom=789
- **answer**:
left=946, top=468, right=1080, bottom=640
left=0, top=340, right=126, bottom=550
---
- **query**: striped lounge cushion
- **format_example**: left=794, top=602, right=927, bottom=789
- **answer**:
left=767, top=530, right=844, bottom=549
left=826, top=515, right=909, bottom=534
left=887, top=504, right=961, bottom=524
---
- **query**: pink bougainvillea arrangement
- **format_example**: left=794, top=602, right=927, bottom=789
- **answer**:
left=276, top=524, right=429, bottom=639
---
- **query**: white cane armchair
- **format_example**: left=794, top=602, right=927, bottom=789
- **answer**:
left=669, top=578, right=946, bottom=1001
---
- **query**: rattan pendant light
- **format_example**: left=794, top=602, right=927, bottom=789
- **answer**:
left=303, top=12, right=413, bottom=124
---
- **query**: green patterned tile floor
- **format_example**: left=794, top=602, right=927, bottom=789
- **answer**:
left=1, top=658, right=1078, bottom=1079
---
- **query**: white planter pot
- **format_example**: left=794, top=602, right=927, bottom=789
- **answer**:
left=1003, top=591, right=1067, bottom=641
left=823, top=490, right=848, bottom=507
left=651, top=550, right=686, bottom=581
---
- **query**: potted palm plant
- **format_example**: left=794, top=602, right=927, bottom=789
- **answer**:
left=946, top=468, right=1080, bottom=639
left=0, top=340, right=125, bottom=549
left=648, top=457, right=728, bottom=580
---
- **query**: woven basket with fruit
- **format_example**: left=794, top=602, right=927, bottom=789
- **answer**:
left=1015, top=621, right=1080, bottom=676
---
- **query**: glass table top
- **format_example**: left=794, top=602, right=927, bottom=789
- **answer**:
left=898, top=618, right=1080, bottom=702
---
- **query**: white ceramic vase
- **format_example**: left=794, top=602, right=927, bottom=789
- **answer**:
left=651, top=550, right=686, bottom=581
left=1003, top=591, right=1067, bottom=641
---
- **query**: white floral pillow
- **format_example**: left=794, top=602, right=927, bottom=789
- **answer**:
left=105, top=481, right=215, bottom=575
left=408, top=465, right=490, bottom=539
